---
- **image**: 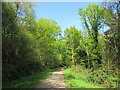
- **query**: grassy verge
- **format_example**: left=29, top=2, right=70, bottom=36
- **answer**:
left=3, top=68, right=58, bottom=88
left=64, top=68, right=104, bottom=88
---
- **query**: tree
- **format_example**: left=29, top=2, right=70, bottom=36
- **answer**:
left=78, top=5, right=105, bottom=68
left=2, top=2, right=37, bottom=80
left=2, top=2, right=63, bottom=81
left=35, top=18, right=62, bottom=68
left=102, top=1, right=120, bottom=68
left=64, top=26, right=82, bottom=65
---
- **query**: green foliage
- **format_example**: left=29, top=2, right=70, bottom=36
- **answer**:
left=2, top=2, right=62, bottom=82
left=102, top=1, right=120, bottom=68
left=63, top=26, right=82, bottom=65
left=64, top=67, right=104, bottom=88
left=2, top=2, right=119, bottom=88
left=87, top=70, right=119, bottom=88
left=64, top=65, right=119, bottom=88
left=78, top=4, right=107, bottom=68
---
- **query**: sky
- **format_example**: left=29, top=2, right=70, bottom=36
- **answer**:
left=33, top=2, right=108, bottom=34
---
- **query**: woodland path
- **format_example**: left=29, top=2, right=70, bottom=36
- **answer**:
left=34, top=68, right=67, bottom=88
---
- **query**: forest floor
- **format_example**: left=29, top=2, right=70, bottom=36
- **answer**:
left=34, top=68, right=67, bottom=88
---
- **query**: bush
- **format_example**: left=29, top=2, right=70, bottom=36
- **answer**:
left=87, top=70, right=119, bottom=88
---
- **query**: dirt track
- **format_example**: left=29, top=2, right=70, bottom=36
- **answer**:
left=34, top=68, right=67, bottom=88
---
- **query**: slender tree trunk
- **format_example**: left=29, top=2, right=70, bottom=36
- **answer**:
left=87, top=50, right=90, bottom=69
left=72, top=48, right=75, bottom=64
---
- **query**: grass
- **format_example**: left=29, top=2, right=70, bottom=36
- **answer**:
left=2, top=68, right=58, bottom=88
left=64, top=68, right=105, bottom=88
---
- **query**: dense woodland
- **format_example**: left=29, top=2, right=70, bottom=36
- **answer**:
left=2, top=1, right=120, bottom=88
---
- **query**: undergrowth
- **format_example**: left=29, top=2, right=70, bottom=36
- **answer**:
left=64, top=65, right=119, bottom=88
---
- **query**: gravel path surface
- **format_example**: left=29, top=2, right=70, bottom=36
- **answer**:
left=34, top=68, right=67, bottom=88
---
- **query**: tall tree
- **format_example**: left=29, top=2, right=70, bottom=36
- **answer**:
left=78, top=5, right=105, bottom=68
left=64, top=26, right=82, bottom=65
left=102, top=1, right=120, bottom=68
